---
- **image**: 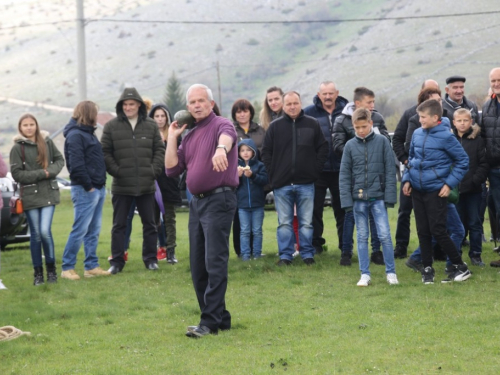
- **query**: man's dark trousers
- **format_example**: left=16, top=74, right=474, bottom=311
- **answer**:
left=312, top=171, right=344, bottom=250
left=189, top=190, right=236, bottom=331
left=394, top=184, right=413, bottom=252
left=412, top=189, right=462, bottom=268
left=110, top=193, right=158, bottom=269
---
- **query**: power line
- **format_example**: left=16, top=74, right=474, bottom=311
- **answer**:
left=2, top=10, right=500, bottom=30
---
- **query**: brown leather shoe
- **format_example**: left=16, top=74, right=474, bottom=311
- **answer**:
left=490, top=259, right=500, bottom=267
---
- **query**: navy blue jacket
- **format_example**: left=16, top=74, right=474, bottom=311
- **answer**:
left=236, top=139, right=268, bottom=208
left=402, top=117, right=469, bottom=192
left=304, top=95, right=348, bottom=172
left=63, top=118, right=106, bottom=191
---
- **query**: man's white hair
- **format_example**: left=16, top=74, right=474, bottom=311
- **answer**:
left=186, top=84, right=214, bottom=102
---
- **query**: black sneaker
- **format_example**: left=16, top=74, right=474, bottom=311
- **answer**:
left=405, top=257, right=423, bottom=272
left=303, top=257, right=315, bottom=265
left=371, top=251, right=384, bottom=265
left=340, top=253, right=352, bottom=266
left=276, top=259, right=292, bottom=266
left=470, top=256, right=485, bottom=267
left=421, top=266, right=435, bottom=284
left=444, top=263, right=472, bottom=283
left=394, top=246, right=408, bottom=259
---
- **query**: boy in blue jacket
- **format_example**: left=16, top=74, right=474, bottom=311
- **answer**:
left=402, top=99, right=471, bottom=284
left=237, top=139, right=268, bottom=261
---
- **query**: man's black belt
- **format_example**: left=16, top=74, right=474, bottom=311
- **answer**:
left=193, top=186, right=235, bottom=199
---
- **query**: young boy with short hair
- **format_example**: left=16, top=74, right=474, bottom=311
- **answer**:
left=453, top=108, right=489, bottom=266
left=402, top=99, right=471, bottom=284
left=236, top=139, right=268, bottom=261
left=339, top=108, right=398, bottom=286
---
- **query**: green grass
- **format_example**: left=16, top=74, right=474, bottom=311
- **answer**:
left=1, top=190, right=500, bottom=374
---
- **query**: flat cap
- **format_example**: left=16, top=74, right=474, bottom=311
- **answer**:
left=446, top=75, right=466, bottom=84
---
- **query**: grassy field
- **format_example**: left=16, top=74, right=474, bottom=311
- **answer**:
left=1, top=190, right=500, bottom=374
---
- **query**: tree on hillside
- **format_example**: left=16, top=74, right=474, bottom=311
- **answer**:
left=163, top=71, right=185, bottom=115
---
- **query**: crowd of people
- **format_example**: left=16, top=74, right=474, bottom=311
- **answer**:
left=3, top=67, right=500, bottom=338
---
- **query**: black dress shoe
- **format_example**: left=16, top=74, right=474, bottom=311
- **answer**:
left=185, top=325, right=217, bottom=338
left=108, top=265, right=122, bottom=275
left=147, top=263, right=159, bottom=271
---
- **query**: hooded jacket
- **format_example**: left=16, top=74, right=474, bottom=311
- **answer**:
left=63, top=117, right=106, bottom=191
left=10, top=131, right=65, bottom=211
left=402, top=117, right=469, bottom=193
left=261, top=110, right=328, bottom=189
left=148, top=103, right=181, bottom=205
left=101, top=88, right=165, bottom=196
left=236, top=139, right=268, bottom=208
left=304, top=94, right=348, bottom=172
left=481, top=95, right=500, bottom=167
left=332, top=103, right=389, bottom=157
left=453, top=124, right=489, bottom=194
left=339, top=130, right=397, bottom=210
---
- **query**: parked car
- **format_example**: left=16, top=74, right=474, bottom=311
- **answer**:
left=0, top=173, right=30, bottom=250
left=56, top=176, right=72, bottom=190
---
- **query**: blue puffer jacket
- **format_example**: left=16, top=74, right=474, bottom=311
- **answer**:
left=304, top=95, right=348, bottom=172
left=236, top=139, right=268, bottom=208
left=63, top=117, right=106, bottom=191
left=402, top=117, right=469, bottom=192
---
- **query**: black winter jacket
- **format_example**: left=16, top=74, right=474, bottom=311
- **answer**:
left=453, top=124, right=489, bottom=194
left=481, top=96, right=500, bottom=167
left=63, top=117, right=106, bottom=191
left=304, top=95, right=348, bottom=172
left=392, top=104, right=417, bottom=163
left=236, top=139, right=268, bottom=208
left=261, top=110, right=328, bottom=189
left=101, top=88, right=165, bottom=196
left=332, top=103, right=389, bottom=157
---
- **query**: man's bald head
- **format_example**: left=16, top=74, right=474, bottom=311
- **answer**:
left=489, top=67, right=500, bottom=100
left=421, top=79, right=439, bottom=90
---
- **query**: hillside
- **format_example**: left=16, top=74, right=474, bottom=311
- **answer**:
left=0, top=0, right=499, bottom=148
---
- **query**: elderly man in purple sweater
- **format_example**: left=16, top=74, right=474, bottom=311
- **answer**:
left=166, top=84, right=238, bottom=338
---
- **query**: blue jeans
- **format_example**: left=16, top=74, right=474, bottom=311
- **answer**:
left=342, top=210, right=381, bottom=255
left=62, top=186, right=106, bottom=271
left=456, top=192, right=483, bottom=258
left=238, top=207, right=264, bottom=260
left=274, top=183, right=315, bottom=261
left=25, top=205, right=56, bottom=268
left=410, top=203, right=464, bottom=265
left=353, top=200, right=395, bottom=275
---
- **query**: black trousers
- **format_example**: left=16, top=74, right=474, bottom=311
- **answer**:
left=412, top=189, right=462, bottom=268
left=312, top=171, right=344, bottom=249
left=110, top=193, right=158, bottom=269
left=394, top=183, right=413, bottom=250
left=189, top=190, right=236, bottom=331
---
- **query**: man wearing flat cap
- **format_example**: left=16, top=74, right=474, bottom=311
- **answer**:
left=442, top=75, right=480, bottom=125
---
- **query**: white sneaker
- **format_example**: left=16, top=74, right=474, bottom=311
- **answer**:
left=386, top=273, right=399, bottom=285
left=0, top=279, right=7, bottom=290
left=357, top=274, right=371, bottom=287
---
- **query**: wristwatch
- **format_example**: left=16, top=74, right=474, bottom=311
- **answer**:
left=216, top=145, right=227, bottom=154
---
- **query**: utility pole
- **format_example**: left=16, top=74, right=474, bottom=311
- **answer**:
left=76, top=0, right=87, bottom=101
left=216, top=60, right=222, bottom=113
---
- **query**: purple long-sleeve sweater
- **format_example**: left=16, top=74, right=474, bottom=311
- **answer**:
left=166, top=112, right=238, bottom=195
